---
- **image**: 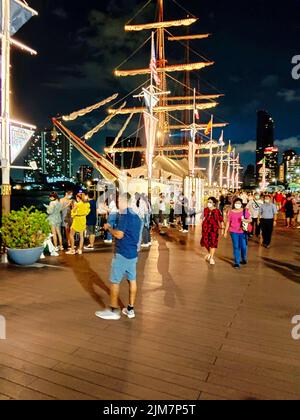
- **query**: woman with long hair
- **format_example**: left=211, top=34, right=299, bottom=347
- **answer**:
left=200, top=197, right=224, bottom=266
left=224, top=198, right=252, bottom=269
left=66, top=193, right=90, bottom=255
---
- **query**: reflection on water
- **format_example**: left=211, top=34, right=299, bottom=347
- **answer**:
left=11, top=192, right=56, bottom=211
left=1, top=191, right=64, bottom=216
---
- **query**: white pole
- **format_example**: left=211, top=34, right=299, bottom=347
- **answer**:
left=219, top=131, right=224, bottom=189
left=1, top=0, right=11, bottom=215
left=262, top=159, right=266, bottom=192
left=236, top=154, right=240, bottom=190
left=208, top=115, right=214, bottom=187
left=147, top=31, right=155, bottom=201
left=191, top=88, right=196, bottom=178
left=231, top=149, right=236, bottom=190
left=150, top=32, right=154, bottom=116
left=226, top=158, right=230, bottom=190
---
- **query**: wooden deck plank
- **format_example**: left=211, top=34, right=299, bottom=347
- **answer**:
left=0, top=226, right=299, bottom=400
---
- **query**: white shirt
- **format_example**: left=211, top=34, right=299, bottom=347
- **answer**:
left=247, top=199, right=261, bottom=219
left=159, top=198, right=166, bottom=212
left=109, top=200, right=118, bottom=214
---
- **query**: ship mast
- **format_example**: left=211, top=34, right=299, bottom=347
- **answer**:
left=110, top=0, right=229, bottom=170
left=157, top=0, right=167, bottom=148
left=184, top=27, right=191, bottom=144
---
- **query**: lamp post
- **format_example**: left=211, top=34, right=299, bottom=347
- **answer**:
left=1, top=0, right=11, bottom=216
left=1, top=0, right=37, bottom=216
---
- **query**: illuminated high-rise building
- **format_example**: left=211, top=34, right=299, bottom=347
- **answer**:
left=286, top=155, right=300, bottom=185
left=256, top=110, right=275, bottom=181
left=264, top=147, right=279, bottom=182
left=24, top=129, right=73, bottom=182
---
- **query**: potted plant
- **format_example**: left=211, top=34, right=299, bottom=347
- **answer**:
left=1, top=206, right=51, bottom=266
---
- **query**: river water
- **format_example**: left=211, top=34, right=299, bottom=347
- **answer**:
left=1, top=190, right=64, bottom=218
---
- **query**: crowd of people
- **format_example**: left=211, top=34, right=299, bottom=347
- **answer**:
left=43, top=189, right=300, bottom=259
left=201, top=190, right=300, bottom=270
left=40, top=188, right=299, bottom=321
left=42, top=189, right=200, bottom=258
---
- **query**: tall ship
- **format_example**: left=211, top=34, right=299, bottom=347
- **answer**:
left=53, top=0, right=241, bottom=197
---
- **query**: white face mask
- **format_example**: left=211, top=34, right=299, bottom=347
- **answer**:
left=207, top=203, right=214, bottom=209
left=265, top=200, right=270, bottom=204
left=235, top=203, right=242, bottom=210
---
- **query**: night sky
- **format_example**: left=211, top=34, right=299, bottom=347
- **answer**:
left=13, top=0, right=300, bottom=171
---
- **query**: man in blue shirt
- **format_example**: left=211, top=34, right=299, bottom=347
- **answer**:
left=95, top=193, right=142, bottom=321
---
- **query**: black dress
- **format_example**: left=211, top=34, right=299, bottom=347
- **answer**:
left=285, top=200, right=294, bottom=218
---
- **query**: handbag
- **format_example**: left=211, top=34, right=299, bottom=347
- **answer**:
left=242, top=209, right=253, bottom=234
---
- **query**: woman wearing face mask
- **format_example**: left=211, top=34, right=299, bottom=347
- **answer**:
left=224, top=198, right=252, bottom=269
left=201, top=197, right=224, bottom=266
left=260, top=195, right=278, bottom=248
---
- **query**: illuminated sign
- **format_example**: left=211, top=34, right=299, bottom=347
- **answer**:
left=264, top=147, right=279, bottom=154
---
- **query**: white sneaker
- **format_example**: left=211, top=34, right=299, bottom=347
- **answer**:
left=182, top=230, right=189, bottom=233
left=40, top=253, right=46, bottom=260
left=50, top=251, right=59, bottom=257
left=77, top=250, right=83, bottom=255
left=205, top=254, right=211, bottom=262
left=122, top=308, right=136, bottom=319
left=66, top=250, right=76, bottom=255
left=95, top=309, right=121, bottom=321
left=104, top=240, right=113, bottom=244
left=84, top=245, right=95, bottom=250
left=210, top=259, right=216, bottom=266
left=141, top=243, right=150, bottom=248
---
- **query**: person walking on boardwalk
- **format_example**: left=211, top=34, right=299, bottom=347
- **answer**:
left=95, top=193, right=142, bottom=321
left=66, top=193, right=90, bottom=255
left=224, top=198, right=252, bottom=269
left=201, top=197, right=224, bottom=266
left=284, top=193, right=295, bottom=228
left=246, top=193, right=261, bottom=238
left=260, top=194, right=278, bottom=248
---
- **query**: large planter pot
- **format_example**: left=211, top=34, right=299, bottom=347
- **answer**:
left=7, top=247, right=44, bottom=266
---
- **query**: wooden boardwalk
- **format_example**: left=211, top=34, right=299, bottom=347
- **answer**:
left=0, top=225, right=299, bottom=400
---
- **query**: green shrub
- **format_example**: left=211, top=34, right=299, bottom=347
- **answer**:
left=1, top=207, right=51, bottom=249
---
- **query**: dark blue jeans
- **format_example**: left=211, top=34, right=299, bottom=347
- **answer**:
left=230, top=232, right=248, bottom=266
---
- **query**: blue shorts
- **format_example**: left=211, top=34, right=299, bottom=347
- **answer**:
left=110, top=254, right=138, bottom=284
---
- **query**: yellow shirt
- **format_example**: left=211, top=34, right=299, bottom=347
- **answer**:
left=71, top=201, right=91, bottom=233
